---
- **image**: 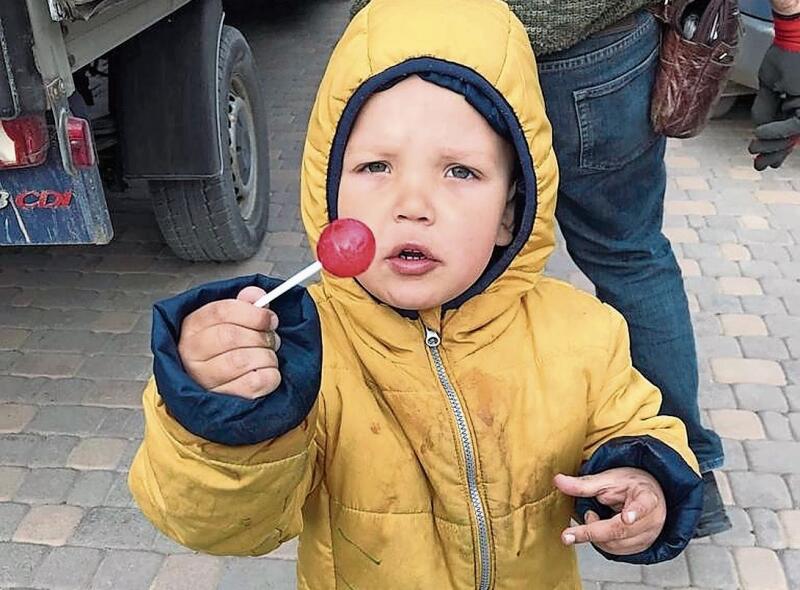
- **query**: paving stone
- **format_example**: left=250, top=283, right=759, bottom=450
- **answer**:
left=641, top=553, right=689, bottom=587
left=790, top=412, right=800, bottom=440
left=739, top=260, right=782, bottom=279
left=102, top=333, right=151, bottom=356
left=733, top=547, right=788, bottom=590
left=97, top=408, right=142, bottom=438
left=675, top=176, right=710, bottom=191
left=0, top=376, right=46, bottom=404
left=217, top=556, right=298, bottom=590
left=756, top=190, right=800, bottom=204
left=719, top=314, right=767, bottom=337
left=677, top=258, right=700, bottom=277
left=104, top=471, right=134, bottom=507
left=710, top=410, right=765, bottom=440
left=151, top=531, right=193, bottom=555
left=728, top=471, right=793, bottom=509
left=749, top=508, right=786, bottom=550
left=66, top=470, right=116, bottom=507
left=11, top=352, right=84, bottom=378
left=712, top=506, right=754, bottom=547
left=89, top=311, right=142, bottom=333
left=67, top=438, right=128, bottom=471
left=575, top=544, right=641, bottom=583
left=13, top=504, right=84, bottom=546
left=700, top=258, right=741, bottom=277
left=32, top=545, right=103, bottom=590
left=721, top=243, right=751, bottom=261
left=81, top=379, right=146, bottom=408
left=759, top=411, right=794, bottom=441
left=697, top=336, right=742, bottom=359
left=732, top=385, right=788, bottom=412
left=717, top=470, right=735, bottom=505
left=739, top=337, right=789, bottom=361
left=762, top=278, right=800, bottom=299
left=28, top=435, right=80, bottom=468
left=664, top=227, right=700, bottom=244
left=90, top=550, right=163, bottom=590
left=0, top=433, right=40, bottom=465
left=0, top=502, right=30, bottom=541
left=70, top=507, right=157, bottom=550
left=14, top=467, right=78, bottom=504
left=0, top=466, right=26, bottom=500
left=24, top=405, right=107, bottom=436
left=721, top=438, right=748, bottom=470
left=711, top=358, right=786, bottom=386
left=741, top=295, right=788, bottom=316
left=150, top=554, right=223, bottom=590
left=77, top=355, right=152, bottom=381
left=699, top=383, right=737, bottom=410
left=783, top=550, right=800, bottom=590
left=787, top=386, right=800, bottom=412
left=0, top=542, right=48, bottom=587
left=31, top=377, right=96, bottom=406
left=738, top=215, right=770, bottom=230
left=0, top=404, right=38, bottom=434
left=686, top=544, right=739, bottom=589
left=749, top=243, right=791, bottom=263
left=697, top=292, right=744, bottom=314
left=21, top=330, right=109, bottom=354
left=0, top=327, right=31, bottom=350
left=719, top=277, right=763, bottom=296
left=779, top=511, right=800, bottom=549
left=745, top=441, right=800, bottom=474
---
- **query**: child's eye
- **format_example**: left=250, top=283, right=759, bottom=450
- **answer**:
left=360, top=161, right=389, bottom=174
left=446, top=166, right=476, bottom=180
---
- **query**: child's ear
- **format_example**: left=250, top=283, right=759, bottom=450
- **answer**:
left=495, top=182, right=516, bottom=247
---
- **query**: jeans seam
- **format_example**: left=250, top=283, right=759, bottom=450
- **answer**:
left=537, top=15, right=657, bottom=73
left=698, top=456, right=725, bottom=474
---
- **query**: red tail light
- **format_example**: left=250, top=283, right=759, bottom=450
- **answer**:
left=67, top=116, right=95, bottom=168
left=0, top=115, right=48, bottom=169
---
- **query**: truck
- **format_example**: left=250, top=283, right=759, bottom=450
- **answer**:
left=0, top=0, right=270, bottom=261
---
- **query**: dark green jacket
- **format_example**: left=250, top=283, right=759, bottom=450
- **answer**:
left=351, top=0, right=657, bottom=56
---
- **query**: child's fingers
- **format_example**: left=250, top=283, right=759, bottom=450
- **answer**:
left=189, top=347, right=279, bottom=390
left=212, top=367, right=282, bottom=399
left=621, top=485, right=661, bottom=525
left=236, top=286, right=268, bottom=304
left=553, top=472, right=614, bottom=499
left=181, top=323, right=279, bottom=362
left=561, top=512, right=629, bottom=546
left=183, top=299, right=277, bottom=336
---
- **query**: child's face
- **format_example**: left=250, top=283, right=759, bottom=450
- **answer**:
left=338, top=76, right=516, bottom=311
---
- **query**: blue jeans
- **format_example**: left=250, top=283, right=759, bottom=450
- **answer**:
left=537, top=10, right=724, bottom=473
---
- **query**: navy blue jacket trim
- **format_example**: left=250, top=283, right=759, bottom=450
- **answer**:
left=150, top=274, right=322, bottom=446
left=325, top=57, right=539, bottom=317
left=576, top=435, right=703, bottom=564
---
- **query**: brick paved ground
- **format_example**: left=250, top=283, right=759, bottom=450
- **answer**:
left=1, top=0, right=799, bottom=588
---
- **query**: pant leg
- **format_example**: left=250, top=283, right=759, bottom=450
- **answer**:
left=537, top=10, right=724, bottom=473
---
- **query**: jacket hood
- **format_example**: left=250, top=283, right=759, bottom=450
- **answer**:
left=300, top=0, right=559, bottom=318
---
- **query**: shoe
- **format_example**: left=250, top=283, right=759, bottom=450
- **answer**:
left=693, top=471, right=732, bottom=538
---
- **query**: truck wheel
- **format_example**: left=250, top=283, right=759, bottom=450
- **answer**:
left=151, top=25, right=269, bottom=261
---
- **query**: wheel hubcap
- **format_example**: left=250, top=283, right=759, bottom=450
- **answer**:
left=227, top=75, right=258, bottom=221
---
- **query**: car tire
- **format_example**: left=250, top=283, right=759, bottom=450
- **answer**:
left=151, top=25, right=270, bottom=261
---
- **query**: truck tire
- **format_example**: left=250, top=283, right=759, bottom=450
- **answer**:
left=150, top=25, right=269, bottom=261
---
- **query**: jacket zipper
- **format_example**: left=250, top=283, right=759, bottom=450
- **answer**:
left=424, top=326, right=492, bottom=590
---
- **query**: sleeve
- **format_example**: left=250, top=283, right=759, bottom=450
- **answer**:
left=577, top=305, right=703, bottom=565
left=128, top=274, right=323, bottom=556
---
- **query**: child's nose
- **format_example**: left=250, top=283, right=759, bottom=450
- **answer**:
left=393, top=183, right=434, bottom=224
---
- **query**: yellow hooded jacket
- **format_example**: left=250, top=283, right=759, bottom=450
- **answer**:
left=130, top=1, right=702, bottom=588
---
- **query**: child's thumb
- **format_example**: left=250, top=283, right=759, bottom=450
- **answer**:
left=237, top=286, right=268, bottom=304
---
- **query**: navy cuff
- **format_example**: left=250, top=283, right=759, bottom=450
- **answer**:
left=150, top=274, right=322, bottom=446
left=576, top=435, right=702, bottom=564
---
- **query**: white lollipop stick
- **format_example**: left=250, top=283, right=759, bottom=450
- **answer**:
left=253, top=261, right=322, bottom=308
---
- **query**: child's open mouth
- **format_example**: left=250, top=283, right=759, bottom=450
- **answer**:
left=387, top=243, right=440, bottom=276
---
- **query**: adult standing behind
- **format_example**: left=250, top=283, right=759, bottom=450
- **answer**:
left=350, top=0, right=781, bottom=537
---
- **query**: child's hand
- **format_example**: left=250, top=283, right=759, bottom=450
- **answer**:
left=177, top=286, right=282, bottom=399
left=553, top=468, right=666, bottom=556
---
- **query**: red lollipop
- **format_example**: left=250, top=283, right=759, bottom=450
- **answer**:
left=254, top=218, right=375, bottom=308
left=316, top=218, right=376, bottom=278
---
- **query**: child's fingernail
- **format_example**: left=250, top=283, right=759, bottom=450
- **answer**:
left=563, top=533, right=575, bottom=545
left=625, top=511, right=637, bottom=524
left=270, top=314, right=279, bottom=330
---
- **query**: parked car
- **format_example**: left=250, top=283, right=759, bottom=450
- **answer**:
left=716, top=0, right=774, bottom=117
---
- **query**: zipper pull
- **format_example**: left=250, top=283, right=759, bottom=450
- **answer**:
left=424, top=326, right=441, bottom=348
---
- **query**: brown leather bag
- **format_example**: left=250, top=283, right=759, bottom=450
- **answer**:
left=650, top=0, right=741, bottom=138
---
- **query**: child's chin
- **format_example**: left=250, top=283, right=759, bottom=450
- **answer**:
left=377, top=289, right=451, bottom=312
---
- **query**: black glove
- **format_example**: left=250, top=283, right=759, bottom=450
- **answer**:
left=749, top=12, right=800, bottom=171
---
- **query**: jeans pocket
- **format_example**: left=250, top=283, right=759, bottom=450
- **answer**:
left=573, top=45, right=660, bottom=172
